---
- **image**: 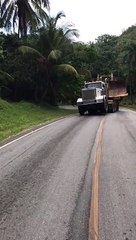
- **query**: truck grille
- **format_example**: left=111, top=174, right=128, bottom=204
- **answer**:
left=82, top=89, right=96, bottom=100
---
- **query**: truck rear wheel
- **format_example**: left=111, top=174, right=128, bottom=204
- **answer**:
left=111, top=102, right=118, bottom=113
left=111, top=104, right=115, bottom=113
left=116, top=103, right=119, bottom=111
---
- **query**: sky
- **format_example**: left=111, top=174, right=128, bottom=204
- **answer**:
left=50, top=0, right=136, bottom=43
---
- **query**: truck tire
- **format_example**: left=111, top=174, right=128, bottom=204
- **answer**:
left=78, top=106, right=84, bottom=116
left=111, top=104, right=115, bottom=113
left=116, top=103, right=119, bottom=111
left=101, top=100, right=108, bottom=114
left=111, top=102, right=118, bottom=113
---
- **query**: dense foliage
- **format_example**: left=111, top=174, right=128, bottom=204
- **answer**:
left=1, top=0, right=50, bottom=37
left=0, top=3, right=136, bottom=105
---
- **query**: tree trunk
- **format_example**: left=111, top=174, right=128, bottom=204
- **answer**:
left=0, top=87, right=1, bottom=98
left=129, top=71, right=133, bottom=104
left=48, top=79, right=58, bottom=106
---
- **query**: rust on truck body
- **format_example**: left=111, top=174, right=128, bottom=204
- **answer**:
left=108, top=80, right=128, bottom=98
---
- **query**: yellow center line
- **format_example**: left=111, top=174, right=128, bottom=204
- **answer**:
left=88, top=117, right=105, bottom=240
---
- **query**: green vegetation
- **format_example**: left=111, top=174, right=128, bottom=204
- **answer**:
left=0, top=0, right=136, bottom=140
left=18, top=11, right=79, bottom=105
left=121, top=96, right=136, bottom=111
left=0, top=99, right=77, bottom=141
left=1, top=27, right=136, bottom=106
left=0, top=10, right=81, bottom=106
left=122, top=104, right=136, bottom=111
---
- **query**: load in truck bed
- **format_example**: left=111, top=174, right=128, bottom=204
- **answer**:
left=108, top=80, right=128, bottom=98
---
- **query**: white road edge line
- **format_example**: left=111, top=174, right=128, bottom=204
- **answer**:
left=0, top=119, right=63, bottom=150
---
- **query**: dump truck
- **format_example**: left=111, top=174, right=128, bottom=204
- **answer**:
left=76, top=74, right=128, bottom=115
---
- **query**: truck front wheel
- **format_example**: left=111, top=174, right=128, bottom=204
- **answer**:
left=101, top=100, right=108, bottom=114
left=78, top=106, right=85, bottom=116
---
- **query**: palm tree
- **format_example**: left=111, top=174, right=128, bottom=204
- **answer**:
left=18, top=12, right=79, bottom=105
left=19, top=46, right=78, bottom=105
left=37, top=11, right=79, bottom=55
left=1, top=0, right=50, bottom=37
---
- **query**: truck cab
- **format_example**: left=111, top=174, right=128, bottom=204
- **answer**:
left=77, top=81, right=108, bottom=115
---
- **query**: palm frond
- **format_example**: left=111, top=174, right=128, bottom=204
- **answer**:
left=25, top=3, right=41, bottom=30
left=29, top=3, right=48, bottom=26
left=64, top=28, right=79, bottom=39
left=1, top=2, right=14, bottom=28
left=1, top=0, right=12, bottom=15
left=48, top=50, right=62, bottom=62
left=24, top=1, right=49, bottom=32
left=54, top=11, right=65, bottom=26
left=13, top=7, right=18, bottom=32
left=18, top=46, right=43, bottom=58
left=55, top=64, right=78, bottom=77
left=1, top=0, right=50, bottom=36
left=40, top=0, right=50, bottom=9
left=31, top=0, right=50, bottom=10
left=0, top=70, right=14, bottom=85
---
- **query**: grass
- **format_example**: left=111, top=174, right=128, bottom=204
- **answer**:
left=0, top=99, right=77, bottom=141
left=121, top=103, right=136, bottom=111
left=121, top=96, right=136, bottom=111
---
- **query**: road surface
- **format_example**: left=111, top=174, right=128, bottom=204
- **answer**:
left=99, top=109, right=136, bottom=240
left=0, top=108, right=136, bottom=240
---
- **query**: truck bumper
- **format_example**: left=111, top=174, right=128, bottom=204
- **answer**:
left=77, top=102, right=104, bottom=112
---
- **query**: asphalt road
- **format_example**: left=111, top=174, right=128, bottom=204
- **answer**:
left=0, top=108, right=136, bottom=240
left=99, top=108, right=136, bottom=240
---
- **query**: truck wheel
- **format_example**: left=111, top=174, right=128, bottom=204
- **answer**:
left=78, top=106, right=84, bottom=116
left=116, top=103, right=119, bottom=111
left=111, top=102, right=117, bottom=113
left=101, top=100, right=108, bottom=114
left=111, top=104, right=115, bottom=113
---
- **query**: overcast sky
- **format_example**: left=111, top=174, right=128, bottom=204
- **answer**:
left=50, top=0, right=136, bottom=43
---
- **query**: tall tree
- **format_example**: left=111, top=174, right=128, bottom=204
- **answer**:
left=0, top=36, right=14, bottom=98
left=118, top=40, right=136, bottom=102
left=94, top=34, right=119, bottom=75
left=1, top=0, right=50, bottom=37
left=71, top=42, right=98, bottom=80
left=36, top=11, right=79, bottom=55
left=117, top=26, right=136, bottom=102
left=18, top=12, right=79, bottom=105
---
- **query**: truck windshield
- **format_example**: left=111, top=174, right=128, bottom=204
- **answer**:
left=86, top=82, right=102, bottom=89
